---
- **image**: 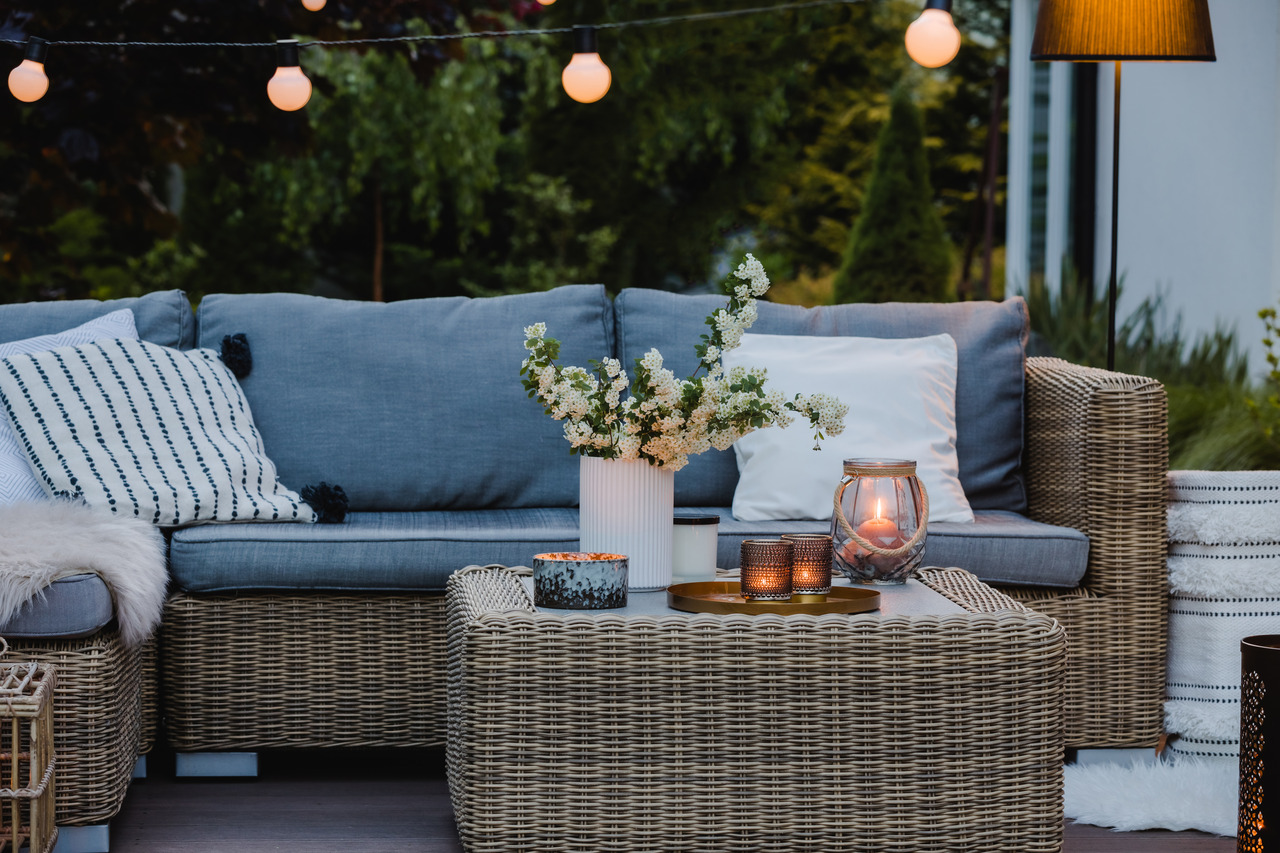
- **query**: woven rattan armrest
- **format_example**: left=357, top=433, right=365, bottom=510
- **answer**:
left=1013, top=355, right=1169, bottom=747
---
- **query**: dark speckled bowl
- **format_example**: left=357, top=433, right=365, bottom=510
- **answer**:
left=533, top=552, right=629, bottom=610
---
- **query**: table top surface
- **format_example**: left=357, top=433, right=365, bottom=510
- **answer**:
left=521, top=574, right=967, bottom=619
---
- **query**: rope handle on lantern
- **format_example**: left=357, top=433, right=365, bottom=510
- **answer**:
left=832, top=477, right=929, bottom=558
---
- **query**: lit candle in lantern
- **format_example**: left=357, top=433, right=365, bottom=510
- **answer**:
left=855, top=499, right=902, bottom=547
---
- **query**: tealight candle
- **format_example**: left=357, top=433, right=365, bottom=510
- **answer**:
left=739, top=539, right=792, bottom=601
left=781, top=533, right=833, bottom=596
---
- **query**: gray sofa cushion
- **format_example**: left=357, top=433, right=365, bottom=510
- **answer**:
left=0, top=573, right=114, bottom=639
left=614, top=290, right=1029, bottom=513
left=169, top=507, right=1085, bottom=593
left=698, top=508, right=1088, bottom=589
left=168, top=509, right=581, bottom=593
left=194, top=286, right=614, bottom=511
left=0, top=290, right=194, bottom=349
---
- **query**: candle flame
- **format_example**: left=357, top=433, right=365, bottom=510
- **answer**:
left=875, top=498, right=883, bottom=520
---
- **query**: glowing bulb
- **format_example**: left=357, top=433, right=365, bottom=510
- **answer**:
left=537, top=0, right=557, bottom=5
left=562, top=26, right=611, bottom=104
left=905, top=0, right=961, bottom=68
left=267, top=40, right=312, bottom=111
left=8, top=37, right=49, bottom=103
left=301, top=0, right=326, bottom=10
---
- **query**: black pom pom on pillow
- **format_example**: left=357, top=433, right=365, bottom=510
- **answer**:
left=301, top=482, right=348, bottom=524
left=220, top=333, right=252, bottom=380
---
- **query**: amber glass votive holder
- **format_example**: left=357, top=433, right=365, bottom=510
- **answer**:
left=782, top=533, right=833, bottom=597
left=740, top=539, right=793, bottom=601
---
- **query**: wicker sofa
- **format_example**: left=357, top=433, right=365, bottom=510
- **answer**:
left=156, top=287, right=1166, bottom=755
left=0, top=286, right=1167, bottom=836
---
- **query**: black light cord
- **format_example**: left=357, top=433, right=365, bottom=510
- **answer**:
left=1, top=0, right=860, bottom=51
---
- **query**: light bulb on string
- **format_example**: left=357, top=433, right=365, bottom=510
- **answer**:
left=561, top=26, right=610, bottom=103
left=536, top=0, right=557, bottom=5
left=301, top=0, right=326, bottom=11
left=9, top=37, right=49, bottom=103
left=267, top=39, right=312, bottom=111
left=905, top=0, right=962, bottom=68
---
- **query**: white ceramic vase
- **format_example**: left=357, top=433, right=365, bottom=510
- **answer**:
left=578, top=455, right=674, bottom=591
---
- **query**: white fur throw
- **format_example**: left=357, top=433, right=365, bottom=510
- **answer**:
left=0, top=500, right=167, bottom=646
left=1064, top=757, right=1238, bottom=836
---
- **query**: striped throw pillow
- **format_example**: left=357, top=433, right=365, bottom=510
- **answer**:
left=0, top=337, right=316, bottom=527
left=0, top=309, right=138, bottom=506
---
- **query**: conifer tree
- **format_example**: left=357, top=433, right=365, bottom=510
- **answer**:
left=833, top=87, right=953, bottom=304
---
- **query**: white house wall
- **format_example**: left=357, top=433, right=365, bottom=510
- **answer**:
left=1009, top=0, right=1280, bottom=377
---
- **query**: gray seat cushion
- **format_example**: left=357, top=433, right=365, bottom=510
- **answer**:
left=169, top=509, right=581, bottom=593
left=169, top=507, right=1086, bottom=593
left=617, top=290, right=1029, bottom=513
left=0, top=290, right=194, bottom=349
left=697, top=508, right=1088, bottom=589
left=0, top=573, right=114, bottom=639
left=194, top=286, right=614, bottom=512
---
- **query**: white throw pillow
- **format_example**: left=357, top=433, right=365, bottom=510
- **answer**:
left=722, top=332, right=974, bottom=524
left=0, top=309, right=138, bottom=506
left=0, top=337, right=316, bottom=527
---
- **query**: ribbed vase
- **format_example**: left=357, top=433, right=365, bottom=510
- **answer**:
left=578, top=456, right=674, bottom=591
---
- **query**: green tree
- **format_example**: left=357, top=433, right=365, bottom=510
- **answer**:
left=0, top=0, right=495, bottom=302
left=832, top=86, right=952, bottom=304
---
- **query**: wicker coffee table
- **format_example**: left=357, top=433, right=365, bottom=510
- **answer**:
left=445, top=565, right=1066, bottom=853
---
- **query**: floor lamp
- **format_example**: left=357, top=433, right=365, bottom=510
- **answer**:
left=1030, top=0, right=1215, bottom=371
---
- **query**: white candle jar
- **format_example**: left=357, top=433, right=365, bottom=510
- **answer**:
left=671, top=514, right=719, bottom=584
left=831, top=458, right=928, bottom=585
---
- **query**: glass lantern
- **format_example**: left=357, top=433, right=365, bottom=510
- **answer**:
left=830, top=458, right=928, bottom=584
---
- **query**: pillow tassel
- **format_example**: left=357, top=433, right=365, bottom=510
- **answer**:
left=301, top=482, right=348, bottom=524
left=220, top=333, right=253, bottom=379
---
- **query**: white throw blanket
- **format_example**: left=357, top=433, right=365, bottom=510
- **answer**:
left=0, top=500, right=167, bottom=646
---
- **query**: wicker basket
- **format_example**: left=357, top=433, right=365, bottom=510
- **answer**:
left=0, top=661, right=56, bottom=853
left=446, top=564, right=1066, bottom=853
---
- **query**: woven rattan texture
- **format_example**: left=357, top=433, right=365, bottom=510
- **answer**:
left=2, top=630, right=143, bottom=826
left=1017, top=356, right=1169, bottom=748
left=160, top=593, right=447, bottom=750
left=446, top=564, right=1066, bottom=853
left=139, top=638, right=157, bottom=755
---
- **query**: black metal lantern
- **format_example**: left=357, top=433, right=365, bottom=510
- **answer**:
left=1240, top=635, right=1280, bottom=851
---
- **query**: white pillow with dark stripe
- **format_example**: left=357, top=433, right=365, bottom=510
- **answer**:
left=0, top=337, right=316, bottom=527
left=0, top=309, right=138, bottom=506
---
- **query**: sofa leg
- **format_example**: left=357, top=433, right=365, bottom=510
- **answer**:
left=173, top=751, right=259, bottom=778
left=54, top=824, right=111, bottom=853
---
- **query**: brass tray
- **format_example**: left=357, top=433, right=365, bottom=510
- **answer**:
left=667, top=582, right=880, bottom=615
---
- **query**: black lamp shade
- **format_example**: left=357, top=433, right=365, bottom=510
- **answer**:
left=1031, top=0, right=1216, bottom=61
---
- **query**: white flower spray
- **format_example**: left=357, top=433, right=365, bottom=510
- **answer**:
left=520, top=254, right=848, bottom=471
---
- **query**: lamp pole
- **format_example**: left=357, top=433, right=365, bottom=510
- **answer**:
left=1107, top=61, right=1120, bottom=371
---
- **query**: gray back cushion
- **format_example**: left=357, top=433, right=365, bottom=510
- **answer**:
left=195, top=287, right=614, bottom=511
left=0, top=290, right=194, bottom=349
left=614, top=290, right=1029, bottom=513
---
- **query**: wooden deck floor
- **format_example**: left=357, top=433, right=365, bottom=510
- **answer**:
left=107, top=750, right=1236, bottom=853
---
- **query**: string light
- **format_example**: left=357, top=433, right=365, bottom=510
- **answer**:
left=8, top=37, right=49, bottom=102
left=561, top=26, right=610, bottom=103
left=267, top=39, right=312, bottom=111
left=1, top=1, right=967, bottom=106
left=905, top=0, right=962, bottom=68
